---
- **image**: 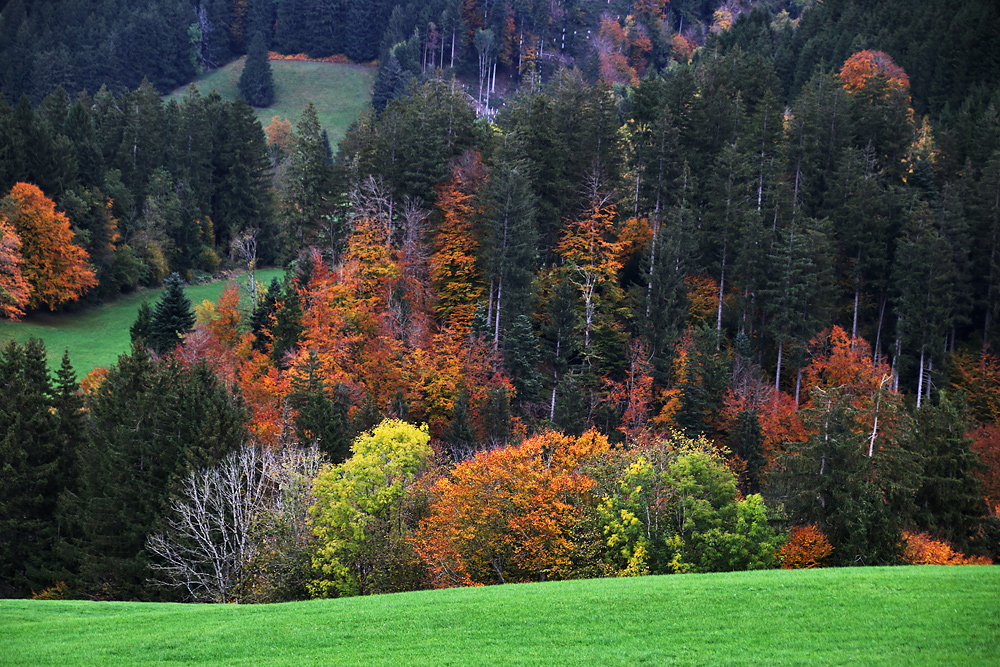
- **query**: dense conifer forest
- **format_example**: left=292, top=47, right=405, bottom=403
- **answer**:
left=1, top=0, right=999, bottom=602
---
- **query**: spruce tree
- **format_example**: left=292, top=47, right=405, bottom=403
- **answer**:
left=0, top=339, right=65, bottom=597
left=371, top=53, right=411, bottom=113
left=287, top=350, right=351, bottom=463
left=282, top=102, right=331, bottom=250
left=149, top=273, right=195, bottom=355
left=909, top=393, right=989, bottom=554
left=442, top=387, right=477, bottom=460
left=250, top=277, right=282, bottom=353
left=130, top=301, right=153, bottom=347
left=75, top=349, right=247, bottom=600
left=238, top=31, right=275, bottom=108
left=269, top=279, right=303, bottom=366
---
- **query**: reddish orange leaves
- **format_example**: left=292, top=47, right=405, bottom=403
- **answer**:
left=413, top=430, right=610, bottom=587
left=0, top=183, right=96, bottom=310
left=839, top=50, right=910, bottom=96
left=901, top=531, right=992, bottom=565
left=777, top=525, right=833, bottom=569
left=0, top=215, right=29, bottom=318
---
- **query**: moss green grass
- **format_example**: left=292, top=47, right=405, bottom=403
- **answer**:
left=166, top=59, right=376, bottom=144
left=2, top=566, right=997, bottom=666
left=0, top=269, right=284, bottom=377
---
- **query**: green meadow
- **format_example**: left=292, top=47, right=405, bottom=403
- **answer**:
left=166, top=59, right=376, bottom=143
left=0, top=269, right=284, bottom=377
left=2, top=566, right=997, bottom=666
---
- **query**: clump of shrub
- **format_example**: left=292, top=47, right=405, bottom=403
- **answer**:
left=901, top=531, right=992, bottom=565
left=777, top=525, right=834, bottom=569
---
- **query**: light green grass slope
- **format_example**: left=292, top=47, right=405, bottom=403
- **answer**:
left=2, top=566, right=998, bottom=666
left=166, top=59, right=375, bottom=143
left=0, top=269, right=284, bottom=377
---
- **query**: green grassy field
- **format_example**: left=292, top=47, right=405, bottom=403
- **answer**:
left=0, top=269, right=284, bottom=377
left=166, top=59, right=376, bottom=143
left=1, top=566, right=997, bottom=666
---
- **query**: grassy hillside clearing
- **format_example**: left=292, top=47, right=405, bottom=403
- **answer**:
left=166, top=59, right=376, bottom=143
left=2, top=566, right=997, bottom=666
left=0, top=269, right=284, bottom=377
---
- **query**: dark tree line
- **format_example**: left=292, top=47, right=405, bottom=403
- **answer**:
left=0, top=83, right=273, bottom=300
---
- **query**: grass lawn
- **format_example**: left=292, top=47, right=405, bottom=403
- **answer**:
left=0, top=269, right=284, bottom=377
left=166, top=59, right=376, bottom=144
left=1, top=566, right=997, bottom=666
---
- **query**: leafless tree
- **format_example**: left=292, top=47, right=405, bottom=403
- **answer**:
left=230, top=227, right=259, bottom=310
left=146, top=443, right=323, bottom=603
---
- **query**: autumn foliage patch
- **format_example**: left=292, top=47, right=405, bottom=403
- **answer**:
left=777, top=525, right=833, bottom=569
left=901, top=531, right=992, bottom=566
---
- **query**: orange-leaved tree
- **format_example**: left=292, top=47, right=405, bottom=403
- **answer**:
left=556, top=198, right=623, bottom=351
left=412, top=430, right=611, bottom=587
left=0, top=183, right=96, bottom=310
left=0, top=215, right=30, bottom=318
left=838, top=50, right=910, bottom=96
left=800, top=326, right=905, bottom=457
left=430, top=152, right=486, bottom=335
left=777, top=525, right=833, bottom=569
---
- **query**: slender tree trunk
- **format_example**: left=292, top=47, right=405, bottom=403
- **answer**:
left=852, top=280, right=860, bottom=343
left=716, top=245, right=726, bottom=332
left=487, top=278, right=494, bottom=327
left=869, top=381, right=882, bottom=457
left=794, top=367, right=803, bottom=406
left=917, top=344, right=925, bottom=409
left=646, top=216, right=659, bottom=319
left=875, top=295, right=886, bottom=365
left=775, top=339, right=783, bottom=392
left=926, top=356, right=932, bottom=403
left=892, top=329, right=901, bottom=392
left=494, top=275, right=503, bottom=349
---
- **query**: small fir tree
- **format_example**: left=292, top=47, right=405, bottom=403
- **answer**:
left=238, top=31, right=274, bottom=108
left=130, top=301, right=153, bottom=346
left=149, top=273, right=195, bottom=355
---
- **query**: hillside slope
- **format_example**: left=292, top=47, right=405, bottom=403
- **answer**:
left=3, top=566, right=997, bottom=666
left=166, top=58, right=375, bottom=143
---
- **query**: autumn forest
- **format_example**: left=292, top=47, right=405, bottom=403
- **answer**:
left=1, top=0, right=999, bottom=603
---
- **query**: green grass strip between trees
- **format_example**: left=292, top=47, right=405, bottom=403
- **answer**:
left=0, top=269, right=284, bottom=377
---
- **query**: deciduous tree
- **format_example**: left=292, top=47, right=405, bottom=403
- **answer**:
left=0, top=182, right=96, bottom=310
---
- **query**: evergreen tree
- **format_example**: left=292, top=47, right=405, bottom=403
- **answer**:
left=238, top=31, right=275, bottom=108
left=213, top=99, right=273, bottom=253
left=75, top=349, right=247, bottom=600
left=149, top=273, right=195, bottom=355
left=772, top=385, right=918, bottom=567
left=635, top=163, right=698, bottom=382
left=282, top=102, right=331, bottom=252
left=130, top=301, right=153, bottom=347
left=0, top=339, right=65, bottom=597
left=269, top=279, right=303, bottom=366
left=442, top=387, right=477, bottom=460
left=675, top=327, right=731, bottom=443
left=371, top=53, right=412, bottom=113
left=479, top=158, right=539, bottom=351
left=287, top=350, right=351, bottom=463
left=503, top=314, right=542, bottom=409
left=891, top=202, right=954, bottom=405
left=909, top=393, right=989, bottom=554
left=250, top=277, right=282, bottom=353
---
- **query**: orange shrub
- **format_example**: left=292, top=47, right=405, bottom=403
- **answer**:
left=901, top=531, right=992, bottom=566
left=777, top=525, right=833, bottom=569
